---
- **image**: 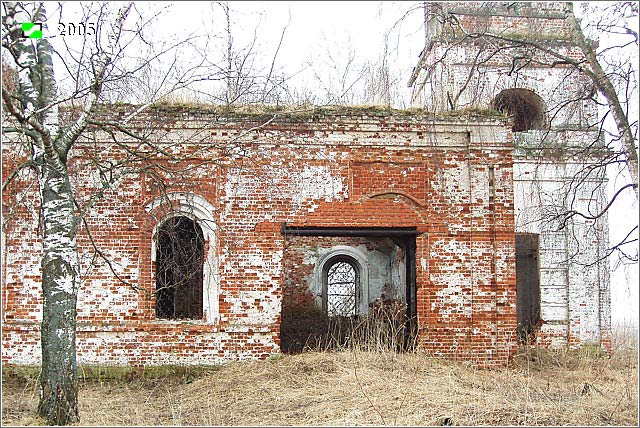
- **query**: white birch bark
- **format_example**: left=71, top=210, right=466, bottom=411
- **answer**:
left=3, top=2, right=80, bottom=424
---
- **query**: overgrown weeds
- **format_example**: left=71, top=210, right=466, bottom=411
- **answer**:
left=292, top=298, right=418, bottom=358
left=2, top=323, right=637, bottom=426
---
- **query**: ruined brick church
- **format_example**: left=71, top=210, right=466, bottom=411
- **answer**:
left=2, top=2, right=610, bottom=367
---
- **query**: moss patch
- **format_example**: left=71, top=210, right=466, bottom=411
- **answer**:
left=1, top=364, right=221, bottom=387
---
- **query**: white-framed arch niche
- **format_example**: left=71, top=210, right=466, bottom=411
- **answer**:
left=313, top=245, right=370, bottom=316
left=146, top=192, right=219, bottom=324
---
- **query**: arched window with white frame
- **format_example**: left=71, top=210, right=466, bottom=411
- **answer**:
left=146, top=192, right=219, bottom=323
left=315, top=246, right=369, bottom=317
left=324, top=256, right=359, bottom=316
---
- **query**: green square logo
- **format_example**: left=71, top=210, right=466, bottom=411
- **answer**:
left=21, top=22, right=43, bottom=39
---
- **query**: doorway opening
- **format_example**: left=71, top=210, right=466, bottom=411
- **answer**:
left=515, top=233, right=541, bottom=342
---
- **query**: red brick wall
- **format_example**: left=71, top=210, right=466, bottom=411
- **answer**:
left=2, top=108, right=517, bottom=366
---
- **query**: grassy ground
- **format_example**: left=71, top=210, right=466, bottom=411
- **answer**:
left=2, top=336, right=638, bottom=426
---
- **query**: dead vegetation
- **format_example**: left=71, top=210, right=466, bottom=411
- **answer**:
left=2, top=332, right=637, bottom=426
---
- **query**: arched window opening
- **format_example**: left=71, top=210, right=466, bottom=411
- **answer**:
left=155, top=216, right=204, bottom=320
left=491, top=88, right=547, bottom=132
left=324, top=256, right=359, bottom=317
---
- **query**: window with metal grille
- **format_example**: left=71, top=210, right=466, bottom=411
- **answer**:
left=155, top=216, right=204, bottom=320
left=325, top=258, right=359, bottom=317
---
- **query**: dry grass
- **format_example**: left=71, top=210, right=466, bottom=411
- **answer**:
left=2, top=330, right=637, bottom=427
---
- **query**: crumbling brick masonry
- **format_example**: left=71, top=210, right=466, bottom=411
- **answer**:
left=2, top=108, right=521, bottom=367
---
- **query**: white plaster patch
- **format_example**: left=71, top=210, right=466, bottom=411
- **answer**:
left=226, top=245, right=283, bottom=325
left=290, top=165, right=344, bottom=205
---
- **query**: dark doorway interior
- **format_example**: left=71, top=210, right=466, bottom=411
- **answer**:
left=515, top=233, right=541, bottom=342
left=398, top=236, right=418, bottom=351
left=279, top=226, right=418, bottom=353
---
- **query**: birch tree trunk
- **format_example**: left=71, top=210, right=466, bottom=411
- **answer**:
left=36, top=161, right=80, bottom=424
left=564, top=5, right=639, bottom=197
left=2, top=2, right=80, bottom=424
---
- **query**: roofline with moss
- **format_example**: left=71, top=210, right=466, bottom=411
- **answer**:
left=87, top=102, right=509, bottom=126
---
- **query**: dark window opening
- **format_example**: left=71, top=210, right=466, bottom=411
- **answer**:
left=516, top=233, right=541, bottom=342
left=492, top=89, right=547, bottom=132
left=155, top=216, right=204, bottom=320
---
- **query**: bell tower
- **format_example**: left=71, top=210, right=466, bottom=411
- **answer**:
left=409, top=2, right=611, bottom=350
left=410, top=2, right=597, bottom=129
